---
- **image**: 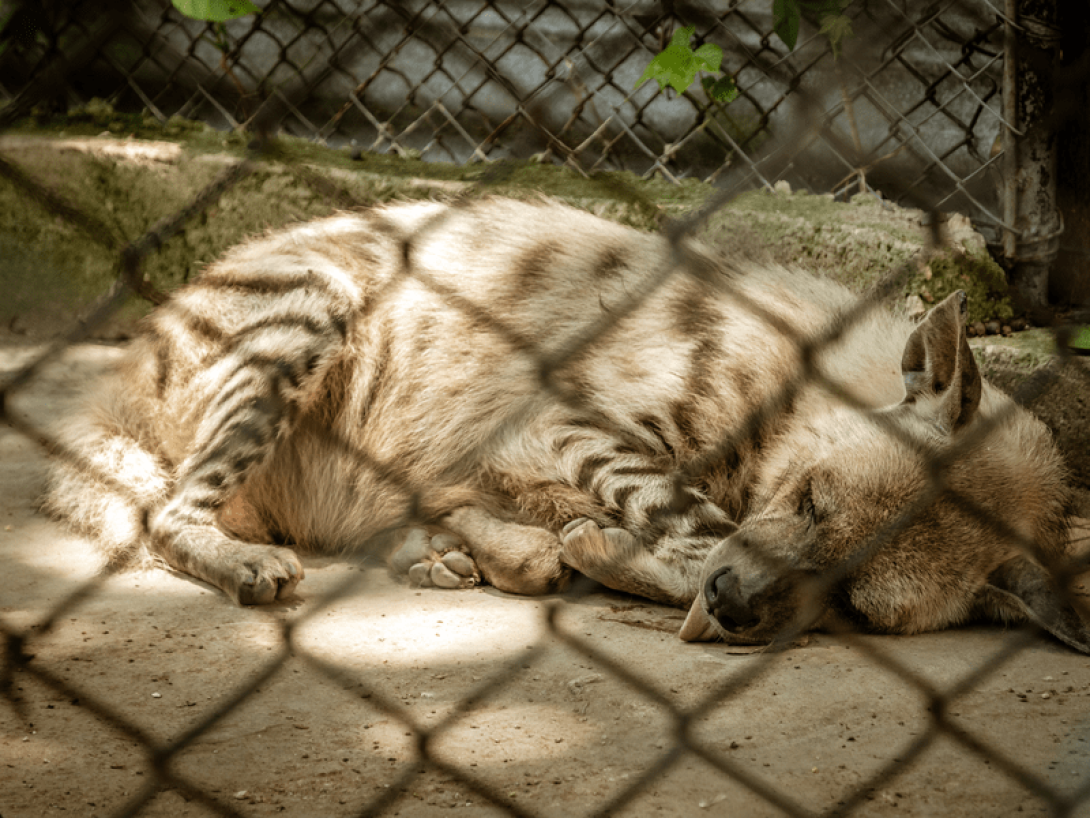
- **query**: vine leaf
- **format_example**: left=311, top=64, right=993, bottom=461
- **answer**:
left=820, top=13, right=853, bottom=58
left=702, top=75, right=739, bottom=104
left=171, top=0, right=261, bottom=22
left=772, top=0, right=801, bottom=51
left=637, top=26, right=722, bottom=96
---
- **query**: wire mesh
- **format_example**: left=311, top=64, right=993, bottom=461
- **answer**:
left=0, top=0, right=1027, bottom=233
left=1, top=1, right=1089, bottom=817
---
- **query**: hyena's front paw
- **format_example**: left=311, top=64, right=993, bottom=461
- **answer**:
left=561, top=519, right=690, bottom=606
left=229, top=544, right=305, bottom=605
left=389, top=528, right=481, bottom=589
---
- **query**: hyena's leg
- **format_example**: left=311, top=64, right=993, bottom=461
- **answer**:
left=551, top=424, right=738, bottom=607
left=150, top=325, right=346, bottom=604
left=388, top=507, right=571, bottom=596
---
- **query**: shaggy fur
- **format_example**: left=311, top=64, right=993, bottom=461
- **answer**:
left=44, top=197, right=1088, bottom=652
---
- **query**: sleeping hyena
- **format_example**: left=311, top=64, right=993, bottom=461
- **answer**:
left=44, top=197, right=1090, bottom=652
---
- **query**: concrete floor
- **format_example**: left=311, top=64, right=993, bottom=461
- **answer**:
left=2, top=344, right=1089, bottom=818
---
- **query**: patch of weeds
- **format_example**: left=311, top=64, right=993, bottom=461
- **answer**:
left=911, top=250, right=1013, bottom=325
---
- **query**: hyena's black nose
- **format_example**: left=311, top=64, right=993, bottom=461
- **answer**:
left=704, top=567, right=759, bottom=632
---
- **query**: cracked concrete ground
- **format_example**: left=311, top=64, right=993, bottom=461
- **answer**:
left=2, top=343, right=1089, bottom=818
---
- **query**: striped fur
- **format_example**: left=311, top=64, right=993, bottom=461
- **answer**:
left=43, top=198, right=1086, bottom=651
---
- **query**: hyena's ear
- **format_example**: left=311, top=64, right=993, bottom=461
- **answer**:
left=899, top=290, right=982, bottom=432
left=983, top=557, right=1090, bottom=654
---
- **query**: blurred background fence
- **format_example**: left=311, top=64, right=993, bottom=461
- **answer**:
left=1, top=0, right=1087, bottom=306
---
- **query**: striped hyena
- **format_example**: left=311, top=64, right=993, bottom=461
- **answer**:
left=44, top=197, right=1089, bottom=652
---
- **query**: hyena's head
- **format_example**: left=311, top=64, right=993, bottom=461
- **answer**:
left=681, top=292, right=1090, bottom=653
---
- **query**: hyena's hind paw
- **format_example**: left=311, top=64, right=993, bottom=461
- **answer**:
left=389, top=528, right=481, bottom=589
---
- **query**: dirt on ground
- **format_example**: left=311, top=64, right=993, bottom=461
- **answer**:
left=2, top=343, right=1090, bottom=818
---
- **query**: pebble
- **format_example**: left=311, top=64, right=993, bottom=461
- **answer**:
left=567, top=674, right=603, bottom=694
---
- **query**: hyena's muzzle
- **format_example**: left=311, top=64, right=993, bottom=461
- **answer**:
left=680, top=516, right=829, bottom=644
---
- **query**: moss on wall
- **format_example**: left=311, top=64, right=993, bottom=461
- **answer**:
left=0, top=106, right=1016, bottom=339
left=908, top=249, right=1013, bottom=326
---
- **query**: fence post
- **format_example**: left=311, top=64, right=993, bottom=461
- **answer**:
left=1001, top=0, right=1062, bottom=309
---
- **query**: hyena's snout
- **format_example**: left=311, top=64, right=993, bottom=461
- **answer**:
left=703, top=566, right=759, bottom=632
left=703, top=563, right=817, bottom=640
left=682, top=523, right=826, bottom=644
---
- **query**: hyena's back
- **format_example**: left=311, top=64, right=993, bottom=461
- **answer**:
left=45, top=197, right=900, bottom=595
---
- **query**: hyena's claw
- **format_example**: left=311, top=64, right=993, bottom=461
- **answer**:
left=390, top=527, right=480, bottom=590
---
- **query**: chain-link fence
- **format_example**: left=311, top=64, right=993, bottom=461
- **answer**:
left=0, top=0, right=1072, bottom=261
left=2, top=0, right=1090, bottom=816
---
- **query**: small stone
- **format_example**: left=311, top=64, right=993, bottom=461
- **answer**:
left=567, top=673, right=604, bottom=694
left=972, top=321, right=986, bottom=336
left=151, top=692, right=161, bottom=699
left=234, top=790, right=248, bottom=800
left=985, top=320, right=1001, bottom=335
left=1001, top=324, right=1012, bottom=337
left=1011, top=317, right=1027, bottom=331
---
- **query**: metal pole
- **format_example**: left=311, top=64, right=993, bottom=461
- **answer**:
left=1001, top=0, right=1062, bottom=308
left=1002, top=0, right=1017, bottom=263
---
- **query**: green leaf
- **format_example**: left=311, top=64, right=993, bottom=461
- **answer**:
left=773, top=0, right=801, bottom=51
left=819, top=13, right=853, bottom=58
left=702, top=74, right=739, bottom=104
left=172, top=0, right=261, bottom=22
left=692, top=43, right=723, bottom=74
left=637, top=26, right=696, bottom=95
left=636, top=27, right=725, bottom=97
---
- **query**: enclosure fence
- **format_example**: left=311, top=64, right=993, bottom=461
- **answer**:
left=2, top=0, right=1090, bottom=816
left=0, top=0, right=1071, bottom=271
